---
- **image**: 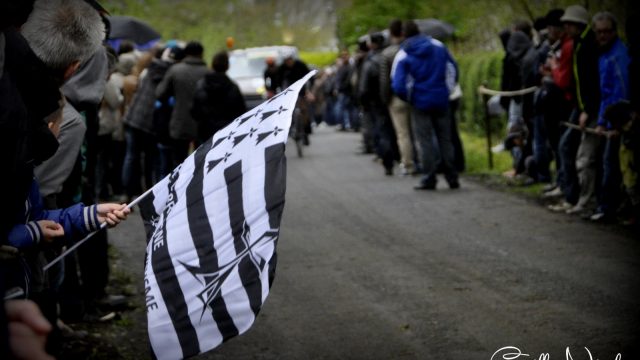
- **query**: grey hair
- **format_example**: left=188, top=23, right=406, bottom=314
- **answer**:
left=592, top=11, right=618, bottom=32
left=21, top=0, right=105, bottom=71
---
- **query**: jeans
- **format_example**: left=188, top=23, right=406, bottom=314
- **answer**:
left=597, top=136, right=621, bottom=215
left=532, top=114, right=552, bottom=182
left=412, top=107, right=457, bottom=185
left=157, top=142, right=174, bottom=178
left=558, top=111, right=582, bottom=204
left=333, top=93, right=352, bottom=129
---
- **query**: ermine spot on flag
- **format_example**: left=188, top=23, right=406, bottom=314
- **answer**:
left=138, top=71, right=316, bottom=359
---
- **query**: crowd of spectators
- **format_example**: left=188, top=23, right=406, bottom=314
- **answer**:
left=490, top=5, right=638, bottom=227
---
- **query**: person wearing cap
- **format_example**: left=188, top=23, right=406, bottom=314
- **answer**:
left=589, top=12, right=630, bottom=222
left=551, top=4, right=601, bottom=214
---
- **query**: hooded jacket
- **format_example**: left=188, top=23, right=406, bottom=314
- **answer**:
left=191, top=71, right=246, bottom=142
left=391, top=34, right=456, bottom=112
left=124, top=58, right=171, bottom=134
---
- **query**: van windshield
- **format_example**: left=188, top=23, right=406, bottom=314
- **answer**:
left=228, top=55, right=268, bottom=78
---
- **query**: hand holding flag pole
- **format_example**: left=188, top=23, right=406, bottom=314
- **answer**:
left=42, top=187, right=154, bottom=272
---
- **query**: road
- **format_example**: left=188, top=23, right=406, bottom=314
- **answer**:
left=109, top=125, right=640, bottom=360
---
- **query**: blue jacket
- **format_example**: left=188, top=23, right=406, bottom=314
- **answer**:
left=391, top=35, right=457, bottom=112
left=7, top=179, right=101, bottom=249
left=598, top=38, right=630, bottom=128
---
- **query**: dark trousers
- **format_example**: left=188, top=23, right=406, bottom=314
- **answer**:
left=369, top=103, right=399, bottom=172
left=171, top=139, right=191, bottom=169
left=598, top=137, right=622, bottom=215
left=122, top=127, right=158, bottom=198
left=412, top=107, right=457, bottom=185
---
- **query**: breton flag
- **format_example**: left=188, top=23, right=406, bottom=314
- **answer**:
left=138, top=71, right=316, bottom=359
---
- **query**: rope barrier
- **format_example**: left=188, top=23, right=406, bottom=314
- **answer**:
left=477, top=85, right=538, bottom=97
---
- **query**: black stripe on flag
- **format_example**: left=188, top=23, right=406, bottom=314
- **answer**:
left=138, top=189, right=157, bottom=245
left=186, top=140, right=239, bottom=343
left=225, top=162, right=262, bottom=318
left=264, top=143, right=286, bottom=229
left=152, top=169, right=200, bottom=357
left=264, top=143, right=286, bottom=287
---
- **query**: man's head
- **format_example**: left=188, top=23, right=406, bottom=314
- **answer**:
left=283, top=48, right=296, bottom=67
left=561, top=5, right=589, bottom=37
left=402, top=20, right=420, bottom=39
left=20, top=0, right=105, bottom=83
left=512, top=19, right=533, bottom=39
left=545, top=8, right=565, bottom=42
left=212, top=51, right=229, bottom=73
left=593, top=12, right=618, bottom=48
left=389, top=19, right=403, bottom=40
left=184, top=41, right=204, bottom=58
left=368, top=32, right=385, bottom=51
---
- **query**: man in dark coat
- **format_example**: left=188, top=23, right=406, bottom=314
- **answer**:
left=359, top=32, right=399, bottom=175
left=191, top=51, right=246, bottom=143
left=156, top=41, right=208, bottom=165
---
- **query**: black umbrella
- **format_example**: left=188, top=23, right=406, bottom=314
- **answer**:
left=414, top=18, right=455, bottom=40
left=107, top=15, right=161, bottom=45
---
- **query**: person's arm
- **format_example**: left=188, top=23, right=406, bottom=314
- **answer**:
left=552, top=39, right=574, bottom=92
left=155, top=68, right=174, bottom=102
left=379, top=54, right=391, bottom=104
left=6, top=180, right=65, bottom=248
left=391, top=49, right=409, bottom=101
left=597, top=56, right=628, bottom=128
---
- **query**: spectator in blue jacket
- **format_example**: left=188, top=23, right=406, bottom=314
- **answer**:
left=590, top=12, right=630, bottom=222
left=391, top=20, right=459, bottom=190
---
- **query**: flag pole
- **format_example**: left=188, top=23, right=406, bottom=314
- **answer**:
left=42, top=186, right=156, bottom=272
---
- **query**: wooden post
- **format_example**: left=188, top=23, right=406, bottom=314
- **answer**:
left=481, top=90, right=494, bottom=170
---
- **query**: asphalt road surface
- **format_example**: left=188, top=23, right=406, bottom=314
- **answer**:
left=110, top=125, right=640, bottom=360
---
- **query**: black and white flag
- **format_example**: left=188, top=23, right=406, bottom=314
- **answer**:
left=138, top=71, right=316, bottom=359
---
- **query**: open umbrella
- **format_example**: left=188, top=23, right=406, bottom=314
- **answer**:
left=107, top=15, right=161, bottom=46
left=414, top=18, right=455, bottom=40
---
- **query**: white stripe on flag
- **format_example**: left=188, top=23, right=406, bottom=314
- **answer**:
left=143, top=71, right=317, bottom=359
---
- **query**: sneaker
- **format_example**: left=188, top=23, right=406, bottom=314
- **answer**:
left=589, top=212, right=607, bottom=222
left=542, top=187, right=563, bottom=198
left=448, top=180, right=460, bottom=189
left=542, top=184, right=558, bottom=193
left=548, top=201, right=572, bottom=212
left=565, top=204, right=584, bottom=215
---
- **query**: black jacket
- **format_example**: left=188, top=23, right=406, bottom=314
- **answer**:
left=191, top=72, right=246, bottom=142
left=573, top=27, right=601, bottom=118
left=278, top=60, right=311, bottom=93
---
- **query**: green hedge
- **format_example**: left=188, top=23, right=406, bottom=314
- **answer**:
left=299, top=51, right=338, bottom=68
left=456, top=51, right=505, bottom=135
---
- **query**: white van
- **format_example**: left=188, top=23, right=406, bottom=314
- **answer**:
left=227, top=46, right=299, bottom=109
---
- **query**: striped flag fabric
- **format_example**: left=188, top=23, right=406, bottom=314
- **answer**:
left=138, top=71, right=316, bottom=359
